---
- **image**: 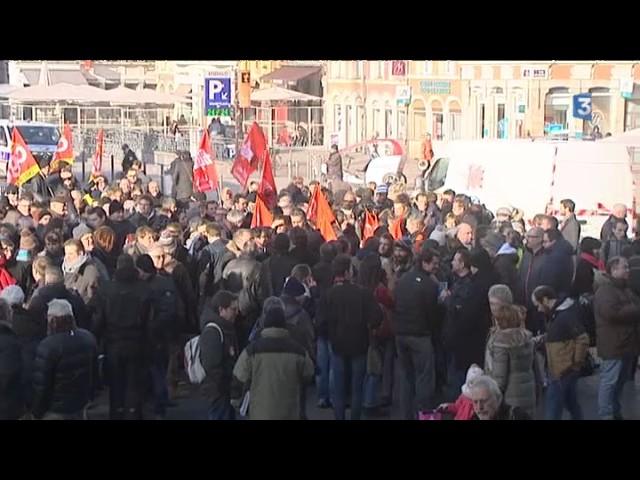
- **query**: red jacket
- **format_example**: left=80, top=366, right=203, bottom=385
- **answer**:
left=445, top=394, right=475, bottom=420
left=373, top=284, right=395, bottom=340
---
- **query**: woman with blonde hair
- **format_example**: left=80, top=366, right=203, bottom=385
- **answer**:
left=484, top=284, right=536, bottom=417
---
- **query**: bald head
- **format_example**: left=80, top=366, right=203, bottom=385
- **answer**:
left=613, top=204, right=627, bottom=220
left=456, top=223, right=474, bottom=248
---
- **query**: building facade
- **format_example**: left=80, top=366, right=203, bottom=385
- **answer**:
left=324, top=61, right=640, bottom=158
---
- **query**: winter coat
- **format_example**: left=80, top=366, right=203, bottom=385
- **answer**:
left=0, top=323, right=24, bottom=420
left=93, top=266, right=152, bottom=358
left=600, top=215, right=627, bottom=242
left=91, top=247, right=116, bottom=280
left=260, top=253, right=298, bottom=298
left=494, top=244, right=519, bottom=293
left=163, top=261, right=197, bottom=334
left=64, top=257, right=102, bottom=307
left=281, top=295, right=315, bottom=362
left=392, top=266, right=439, bottom=337
left=559, top=214, right=581, bottom=254
left=517, top=247, right=548, bottom=333
left=628, top=255, right=640, bottom=297
left=106, top=219, right=136, bottom=255
left=443, top=273, right=492, bottom=371
left=601, top=238, right=630, bottom=266
left=222, top=255, right=266, bottom=321
left=170, top=156, right=195, bottom=201
left=27, top=283, right=89, bottom=332
left=232, top=327, right=314, bottom=420
left=484, top=327, right=536, bottom=418
left=594, top=275, right=640, bottom=360
left=199, top=311, right=239, bottom=404
left=540, top=239, right=574, bottom=298
left=31, top=328, right=97, bottom=419
left=544, top=297, right=590, bottom=380
left=444, top=394, right=475, bottom=421
left=321, top=280, right=383, bottom=357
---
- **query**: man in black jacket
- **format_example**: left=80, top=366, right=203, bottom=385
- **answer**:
left=517, top=227, right=547, bottom=334
left=541, top=228, right=574, bottom=298
left=0, top=299, right=24, bottom=420
left=94, top=254, right=151, bottom=420
left=393, top=248, right=440, bottom=419
left=169, top=151, right=195, bottom=204
left=319, top=254, right=382, bottom=420
left=260, top=233, right=298, bottom=298
left=199, top=290, right=240, bottom=420
left=31, top=299, right=97, bottom=420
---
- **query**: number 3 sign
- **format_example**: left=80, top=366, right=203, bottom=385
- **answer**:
left=573, top=93, right=592, bottom=121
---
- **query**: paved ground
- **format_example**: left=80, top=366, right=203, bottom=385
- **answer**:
left=84, top=359, right=640, bottom=420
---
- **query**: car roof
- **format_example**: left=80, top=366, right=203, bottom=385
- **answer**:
left=0, top=120, right=58, bottom=128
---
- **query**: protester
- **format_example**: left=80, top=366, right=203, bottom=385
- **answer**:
left=469, top=375, right=532, bottom=420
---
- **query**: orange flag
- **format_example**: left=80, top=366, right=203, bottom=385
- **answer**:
left=251, top=193, right=274, bottom=228
left=308, top=185, right=337, bottom=241
left=389, top=216, right=405, bottom=240
left=8, top=128, right=41, bottom=186
left=51, top=123, right=74, bottom=171
left=361, top=209, right=379, bottom=246
left=193, top=129, right=219, bottom=193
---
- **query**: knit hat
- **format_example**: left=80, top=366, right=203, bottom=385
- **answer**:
left=158, top=232, right=177, bottom=255
left=73, top=223, right=94, bottom=240
left=0, top=285, right=25, bottom=306
left=19, top=230, right=37, bottom=251
left=135, top=254, right=156, bottom=275
left=461, top=364, right=484, bottom=398
left=282, top=276, right=306, bottom=298
left=496, top=207, right=513, bottom=218
left=429, top=226, right=447, bottom=247
left=263, top=307, right=286, bottom=329
left=488, top=284, right=513, bottom=305
left=375, top=184, right=388, bottom=194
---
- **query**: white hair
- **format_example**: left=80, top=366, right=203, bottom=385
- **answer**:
left=469, top=375, right=503, bottom=405
left=0, top=285, right=25, bottom=307
left=47, top=299, right=74, bottom=318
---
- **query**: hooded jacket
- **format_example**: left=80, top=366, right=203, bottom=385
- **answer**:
left=544, top=297, right=590, bottom=380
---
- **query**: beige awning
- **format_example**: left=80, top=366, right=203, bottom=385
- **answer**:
left=251, top=86, right=321, bottom=102
left=8, top=83, right=111, bottom=103
left=102, top=86, right=188, bottom=105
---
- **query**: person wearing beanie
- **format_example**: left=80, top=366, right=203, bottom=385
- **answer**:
left=231, top=305, right=314, bottom=420
left=31, top=298, right=97, bottom=420
left=436, top=364, right=485, bottom=420
left=94, top=254, right=152, bottom=420
left=136, top=254, right=180, bottom=419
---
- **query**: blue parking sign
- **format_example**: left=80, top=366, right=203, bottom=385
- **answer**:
left=573, top=93, right=592, bottom=121
left=204, top=77, right=232, bottom=111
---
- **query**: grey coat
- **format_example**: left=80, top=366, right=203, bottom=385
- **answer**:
left=64, top=259, right=102, bottom=306
left=485, top=328, right=536, bottom=418
left=560, top=215, right=581, bottom=254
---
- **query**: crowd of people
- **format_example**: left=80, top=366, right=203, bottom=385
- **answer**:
left=0, top=147, right=639, bottom=421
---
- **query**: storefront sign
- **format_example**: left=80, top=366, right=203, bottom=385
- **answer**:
left=420, top=80, right=451, bottom=95
left=521, top=66, right=548, bottom=79
left=573, top=93, right=593, bottom=121
left=396, top=85, right=411, bottom=106
left=621, top=78, right=635, bottom=99
left=392, top=61, right=407, bottom=76
left=515, top=102, right=526, bottom=119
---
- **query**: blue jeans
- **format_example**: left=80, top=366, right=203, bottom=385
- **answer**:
left=149, top=348, right=169, bottom=416
left=329, top=347, right=367, bottom=420
left=207, top=396, right=236, bottom=421
left=545, top=371, right=583, bottom=420
left=396, top=335, right=435, bottom=420
left=363, top=374, right=381, bottom=408
left=598, top=356, right=633, bottom=419
left=363, top=338, right=395, bottom=408
left=316, top=336, right=331, bottom=403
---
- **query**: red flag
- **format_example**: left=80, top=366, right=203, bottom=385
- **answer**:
left=308, top=186, right=337, bottom=241
left=389, top=216, right=405, bottom=240
left=231, top=122, right=268, bottom=188
left=361, top=209, right=379, bottom=246
left=8, top=128, right=41, bottom=186
left=258, top=150, right=277, bottom=209
left=193, top=129, right=219, bottom=193
left=92, top=128, right=104, bottom=178
left=251, top=193, right=274, bottom=228
left=51, top=123, right=74, bottom=172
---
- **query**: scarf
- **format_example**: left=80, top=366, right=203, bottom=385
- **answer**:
left=62, top=253, right=88, bottom=275
left=0, top=256, right=16, bottom=290
left=580, top=252, right=605, bottom=271
left=497, top=242, right=517, bottom=256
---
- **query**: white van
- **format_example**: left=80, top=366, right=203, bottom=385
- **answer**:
left=0, top=120, right=61, bottom=177
left=425, top=139, right=636, bottom=238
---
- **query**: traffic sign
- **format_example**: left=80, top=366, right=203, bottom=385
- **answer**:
left=573, top=93, right=592, bottom=121
left=205, top=76, right=233, bottom=113
left=396, top=85, right=411, bottom=106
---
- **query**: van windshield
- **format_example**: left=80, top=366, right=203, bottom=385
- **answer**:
left=15, top=126, right=60, bottom=146
left=427, top=157, right=449, bottom=191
